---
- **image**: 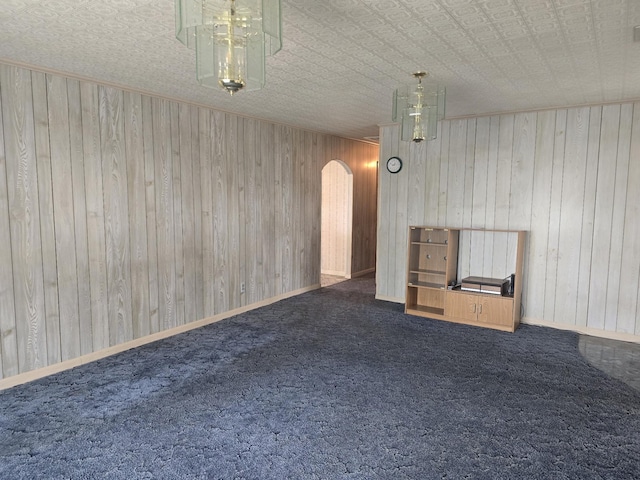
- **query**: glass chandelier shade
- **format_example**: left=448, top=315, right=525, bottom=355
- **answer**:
left=392, top=72, right=446, bottom=142
left=175, top=0, right=282, bottom=94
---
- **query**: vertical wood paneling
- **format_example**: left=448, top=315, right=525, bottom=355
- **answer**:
left=403, top=142, right=427, bottom=225
left=470, top=118, right=490, bottom=276
left=80, top=82, right=109, bottom=349
left=543, top=109, right=567, bottom=321
left=179, top=103, right=196, bottom=323
left=226, top=114, right=240, bottom=309
left=212, top=110, right=228, bottom=315
left=381, top=127, right=399, bottom=295
left=554, top=107, right=589, bottom=326
left=392, top=137, right=410, bottom=298
left=311, top=133, right=323, bottom=283
left=456, top=119, right=474, bottom=272
left=366, top=143, right=377, bottom=274
left=437, top=122, right=450, bottom=225
left=1, top=65, right=47, bottom=373
left=31, top=71, right=60, bottom=365
left=0, top=63, right=379, bottom=382
left=236, top=116, right=246, bottom=306
left=458, top=230, right=515, bottom=280
left=273, top=124, right=284, bottom=297
left=280, top=126, right=293, bottom=295
left=101, top=86, right=133, bottom=345
left=375, top=127, right=393, bottom=296
left=526, top=110, right=556, bottom=320
left=495, top=115, right=514, bottom=227
left=170, top=102, right=185, bottom=326
left=508, top=112, right=535, bottom=290
left=302, top=131, right=312, bottom=286
left=244, top=118, right=258, bottom=303
left=619, top=103, right=640, bottom=335
left=292, top=126, right=303, bottom=286
left=261, top=122, right=276, bottom=296
left=509, top=112, right=536, bottom=230
left=604, top=103, right=633, bottom=331
left=190, top=105, right=204, bottom=319
left=422, top=122, right=442, bottom=225
left=199, top=107, right=214, bottom=317
left=348, top=141, right=359, bottom=277
left=47, top=74, right=81, bottom=361
left=587, top=105, right=621, bottom=330
left=67, top=79, right=92, bottom=355
left=272, top=125, right=282, bottom=295
left=575, top=106, right=602, bottom=327
left=0, top=73, right=19, bottom=379
left=141, top=95, right=159, bottom=334
left=152, top=98, right=175, bottom=330
left=492, top=115, right=514, bottom=277
left=378, top=101, right=640, bottom=338
left=446, top=119, right=466, bottom=227
left=256, top=119, right=266, bottom=296
left=292, top=129, right=302, bottom=290
left=483, top=116, right=500, bottom=230
left=124, top=91, right=150, bottom=339
left=463, top=119, right=476, bottom=228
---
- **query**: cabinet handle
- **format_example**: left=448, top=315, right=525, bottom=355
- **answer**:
left=478, top=304, right=483, bottom=314
left=426, top=254, right=431, bottom=259
left=444, top=256, right=447, bottom=261
left=472, top=304, right=476, bottom=313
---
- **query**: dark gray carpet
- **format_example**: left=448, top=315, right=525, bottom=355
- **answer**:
left=1, top=275, right=639, bottom=479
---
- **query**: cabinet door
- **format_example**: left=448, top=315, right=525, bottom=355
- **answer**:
left=478, top=296, right=513, bottom=326
left=445, top=292, right=478, bottom=322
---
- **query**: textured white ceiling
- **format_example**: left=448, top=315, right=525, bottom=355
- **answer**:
left=1, top=0, right=640, bottom=140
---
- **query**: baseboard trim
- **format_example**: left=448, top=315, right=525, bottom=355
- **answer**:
left=321, top=269, right=347, bottom=277
left=0, top=284, right=320, bottom=391
left=521, top=317, right=640, bottom=344
left=375, top=294, right=404, bottom=304
left=350, top=267, right=375, bottom=279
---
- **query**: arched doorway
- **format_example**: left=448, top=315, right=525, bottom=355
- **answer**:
left=321, top=160, right=353, bottom=282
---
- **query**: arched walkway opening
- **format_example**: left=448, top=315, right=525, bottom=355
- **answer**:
left=321, top=160, right=353, bottom=283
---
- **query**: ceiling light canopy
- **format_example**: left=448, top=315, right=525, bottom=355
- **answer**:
left=393, top=72, right=446, bottom=142
left=175, top=0, right=282, bottom=95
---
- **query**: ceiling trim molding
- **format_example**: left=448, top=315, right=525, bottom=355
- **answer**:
left=0, top=57, right=376, bottom=145
left=444, top=99, right=640, bottom=120
left=379, top=97, right=640, bottom=128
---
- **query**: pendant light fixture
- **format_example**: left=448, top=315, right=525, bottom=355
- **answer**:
left=175, top=0, right=282, bottom=95
left=392, top=72, right=446, bottom=142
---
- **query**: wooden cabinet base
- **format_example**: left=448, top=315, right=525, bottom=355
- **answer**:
left=405, top=305, right=517, bottom=333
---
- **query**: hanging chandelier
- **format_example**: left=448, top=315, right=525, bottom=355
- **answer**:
left=392, top=72, right=446, bottom=142
left=175, top=0, right=282, bottom=95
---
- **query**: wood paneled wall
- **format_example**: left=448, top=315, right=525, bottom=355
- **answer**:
left=0, top=63, right=378, bottom=380
left=377, top=104, right=640, bottom=338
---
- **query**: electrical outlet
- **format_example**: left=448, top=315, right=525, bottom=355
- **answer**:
left=240, top=282, right=245, bottom=294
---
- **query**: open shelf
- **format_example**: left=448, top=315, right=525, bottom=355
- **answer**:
left=406, top=304, right=445, bottom=317
left=408, top=281, right=445, bottom=289
left=409, top=268, right=445, bottom=275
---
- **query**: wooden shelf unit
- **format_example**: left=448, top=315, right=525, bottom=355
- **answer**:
left=405, top=226, right=526, bottom=332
